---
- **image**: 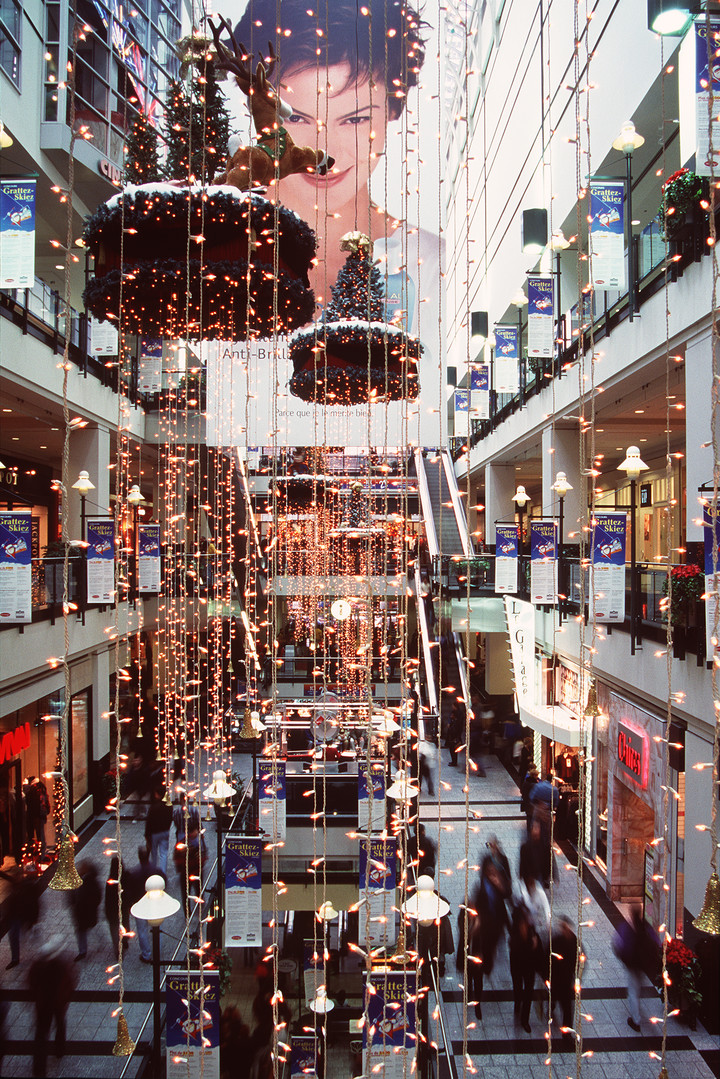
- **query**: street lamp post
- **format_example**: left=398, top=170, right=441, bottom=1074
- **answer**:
left=71, top=470, right=95, bottom=541
left=618, top=446, right=648, bottom=654
left=127, top=484, right=144, bottom=604
left=203, top=769, right=236, bottom=946
left=512, top=485, right=530, bottom=594
left=551, top=471, right=574, bottom=623
left=611, top=121, right=645, bottom=321
left=130, top=875, right=180, bottom=1077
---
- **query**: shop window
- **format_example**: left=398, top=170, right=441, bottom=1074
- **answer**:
left=0, top=0, right=22, bottom=87
left=71, top=691, right=90, bottom=803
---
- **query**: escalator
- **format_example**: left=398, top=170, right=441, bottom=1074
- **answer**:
left=414, top=448, right=472, bottom=560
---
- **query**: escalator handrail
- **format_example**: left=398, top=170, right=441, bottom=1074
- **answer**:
left=452, top=630, right=472, bottom=716
left=414, top=565, right=439, bottom=716
left=441, top=449, right=473, bottom=558
left=414, top=448, right=440, bottom=561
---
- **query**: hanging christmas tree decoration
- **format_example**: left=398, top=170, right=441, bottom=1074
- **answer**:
left=164, top=35, right=230, bottom=185
left=82, top=186, right=316, bottom=339
left=206, top=17, right=334, bottom=188
left=289, top=232, right=422, bottom=405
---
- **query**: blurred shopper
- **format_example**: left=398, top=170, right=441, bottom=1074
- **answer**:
left=105, top=855, right=130, bottom=955
left=549, top=915, right=579, bottom=1039
left=28, top=935, right=76, bottom=1077
left=0, top=864, right=41, bottom=970
left=509, top=903, right=542, bottom=1033
left=67, top=860, right=101, bottom=960
left=613, top=906, right=658, bottom=1032
left=145, top=786, right=173, bottom=875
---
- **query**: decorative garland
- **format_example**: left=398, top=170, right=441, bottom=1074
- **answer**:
left=289, top=323, right=421, bottom=404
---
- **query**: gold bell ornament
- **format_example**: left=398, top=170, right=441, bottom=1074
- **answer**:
left=692, top=871, right=720, bottom=936
left=112, top=1010, right=136, bottom=1056
left=584, top=680, right=599, bottom=718
left=241, top=707, right=262, bottom=739
left=48, top=833, right=82, bottom=890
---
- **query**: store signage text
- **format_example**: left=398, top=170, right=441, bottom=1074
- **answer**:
left=617, top=721, right=648, bottom=788
left=0, top=721, right=31, bottom=764
left=98, top=159, right=122, bottom=185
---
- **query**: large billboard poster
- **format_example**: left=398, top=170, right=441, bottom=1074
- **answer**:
left=224, top=835, right=262, bottom=946
left=86, top=519, right=115, bottom=604
left=590, top=182, right=625, bottom=291
left=590, top=511, right=627, bottom=623
left=0, top=512, right=32, bottom=623
left=205, top=0, right=443, bottom=449
left=166, top=970, right=220, bottom=1079
left=363, top=970, right=416, bottom=1079
left=0, top=179, right=36, bottom=288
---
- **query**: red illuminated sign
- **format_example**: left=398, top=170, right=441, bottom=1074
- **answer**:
left=0, top=721, right=31, bottom=765
left=617, top=721, right=648, bottom=789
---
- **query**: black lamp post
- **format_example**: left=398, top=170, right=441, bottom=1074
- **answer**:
left=513, top=485, right=530, bottom=592
left=618, top=445, right=648, bottom=654
left=552, top=471, right=574, bottom=623
left=130, top=875, right=180, bottom=1077
left=71, top=470, right=95, bottom=541
left=611, top=121, right=645, bottom=321
left=203, top=769, right=236, bottom=945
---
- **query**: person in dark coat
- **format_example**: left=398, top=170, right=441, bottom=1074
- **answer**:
left=0, top=864, right=41, bottom=969
left=549, top=915, right=579, bottom=1038
left=24, top=776, right=50, bottom=855
left=509, top=902, right=543, bottom=1033
left=105, top=855, right=130, bottom=955
left=67, top=860, right=101, bottom=960
left=445, top=703, right=465, bottom=767
left=144, top=786, right=173, bottom=875
left=613, top=905, right=658, bottom=1032
left=456, top=875, right=508, bottom=1020
left=520, top=764, right=539, bottom=834
left=28, top=935, right=76, bottom=1077
left=481, top=836, right=511, bottom=900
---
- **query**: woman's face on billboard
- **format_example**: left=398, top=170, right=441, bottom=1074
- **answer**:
left=277, top=63, right=388, bottom=217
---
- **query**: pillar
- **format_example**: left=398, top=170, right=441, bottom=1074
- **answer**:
left=541, top=426, right=583, bottom=542
left=685, top=328, right=716, bottom=542
left=67, top=424, right=111, bottom=540
left=484, top=462, right=519, bottom=544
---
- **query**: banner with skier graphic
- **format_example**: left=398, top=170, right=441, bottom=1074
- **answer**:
left=0, top=179, right=36, bottom=288
left=224, top=836, right=262, bottom=946
left=139, top=337, right=163, bottom=393
left=495, top=523, right=519, bottom=594
left=291, top=1035, right=319, bottom=1079
left=530, top=519, right=557, bottom=605
left=363, top=970, right=416, bottom=1079
left=0, top=512, right=32, bottom=623
left=138, top=522, right=161, bottom=594
left=590, top=182, right=625, bottom=291
left=695, top=21, right=720, bottom=175
left=527, top=275, right=554, bottom=358
left=493, top=325, right=520, bottom=393
left=358, top=761, right=385, bottom=831
left=258, top=759, right=286, bottom=841
left=86, top=519, right=115, bottom=604
left=359, top=837, right=397, bottom=947
left=590, top=511, right=627, bottom=623
left=166, top=969, right=220, bottom=1079
left=470, top=364, right=490, bottom=418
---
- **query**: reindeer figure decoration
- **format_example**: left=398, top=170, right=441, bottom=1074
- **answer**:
left=206, top=15, right=334, bottom=189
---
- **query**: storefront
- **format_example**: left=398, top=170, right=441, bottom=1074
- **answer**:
left=0, top=685, right=92, bottom=861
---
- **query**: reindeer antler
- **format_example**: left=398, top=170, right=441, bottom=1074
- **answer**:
left=205, top=14, right=254, bottom=91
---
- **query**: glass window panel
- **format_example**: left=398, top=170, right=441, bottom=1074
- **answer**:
left=71, top=692, right=89, bottom=803
left=0, top=0, right=20, bottom=40
left=0, top=37, right=20, bottom=84
left=46, top=3, right=60, bottom=42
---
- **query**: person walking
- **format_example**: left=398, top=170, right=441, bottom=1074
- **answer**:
left=445, top=703, right=464, bottom=767
left=509, top=903, right=542, bottom=1033
left=520, top=764, right=539, bottom=835
left=0, top=864, right=41, bottom=970
left=67, top=860, right=102, bottom=960
left=417, top=740, right=435, bottom=795
left=613, top=905, right=658, bottom=1032
left=144, top=786, right=173, bottom=875
left=24, top=776, right=50, bottom=856
left=517, top=871, right=550, bottom=936
left=549, top=915, right=579, bottom=1039
left=173, top=795, right=206, bottom=908
left=28, top=935, right=76, bottom=1077
left=481, top=836, right=511, bottom=900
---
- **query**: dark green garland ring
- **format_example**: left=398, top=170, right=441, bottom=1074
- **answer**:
left=289, top=325, right=421, bottom=404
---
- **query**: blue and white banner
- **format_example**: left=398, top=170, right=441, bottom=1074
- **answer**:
left=359, top=836, right=397, bottom=948
left=590, top=511, right=627, bottom=623
left=303, top=940, right=324, bottom=1007
left=530, top=519, right=557, bottom=605
left=470, top=364, right=490, bottom=418
left=258, top=759, right=286, bottom=841
left=89, top=317, right=118, bottom=356
left=527, top=275, right=554, bottom=358
left=166, top=969, right=220, bottom=1079
left=138, top=522, right=160, bottom=594
left=358, top=761, right=385, bottom=831
left=493, top=325, right=520, bottom=394
left=0, top=179, right=36, bottom=288
left=363, top=970, right=416, bottom=1079
left=86, top=518, right=115, bottom=604
left=224, top=835, right=262, bottom=946
left=139, top=337, right=163, bottom=393
left=695, top=21, right=720, bottom=175
left=454, top=388, right=470, bottom=432
left=590, top=182, right=625, bottom=291
left=0, top=512, right=32, bottom=623
left=703, top=506, right=720, bottom=662
left=495, top=523, right=519, bottom=594
left=291, top=1034, right=319, bottom=1079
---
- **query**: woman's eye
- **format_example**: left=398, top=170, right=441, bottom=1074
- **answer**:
left=344, top=114, right=370, bottom=126
left=286, top=113, right=307, bottom=124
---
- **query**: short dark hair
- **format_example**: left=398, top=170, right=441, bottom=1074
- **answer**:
left=233, top=0, right=427, bottom=120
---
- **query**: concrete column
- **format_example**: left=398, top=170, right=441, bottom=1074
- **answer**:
left=541, top=426, right=583, bottom=542
left=67, top=424, right=111, bottom=540
left=485, top=462, right=518, bottom=544
left=685, top=329, right=716, bottom=542
left=93, top=648, right=111, bottom=761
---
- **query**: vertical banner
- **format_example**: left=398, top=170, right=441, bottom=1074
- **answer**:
left=494, top=523, right=519, bottom=594
left=258, top=759, right=286, bottom=841
left=454, top=388, right=470, bottom=432
left=470, top=365, right=490, bottom=418
left=358, top=762, right=385, bottom=831
left=359, top=837, right=397, bottom=948
left=139, top=337, right=163, bottom=393
left=303, top=940, right=324, bottom=1007
left=0, top=179, right=36, bottom=288
left=89, top=317, right=118, bottom=357
left=703, top=506, right=720, bottom=661
left=503, top=597, right=535, bottom=707
left=363, top=969, right=416, bottom=1079
left=86, top=518, right=115, bottom=604
left=0, top=512, right=32, bottom=623
left=224, top=835, right=262, bottom=946
left=138, top=522, right=161, bottom=594
left=527, top=275, right=554, bottom=358
left=530, top=519, right=557, bottom=605
left=291, top=1034, right=319, bottom=1079
left=166, top=969, right=220, bottom=1079
left=493, top=325, right=520, bottom=393
left=590, top=182, right=626, bottom=290
left=590, top=511, right=627, bottom=623
left=696, top=21, right=720, bottom=175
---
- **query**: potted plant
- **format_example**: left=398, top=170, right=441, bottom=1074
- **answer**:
left=661, top=938, right=703, bottom=1027
left=658, top=168, right=709, bottom=240
left=662, top=563, right=704, bottom=626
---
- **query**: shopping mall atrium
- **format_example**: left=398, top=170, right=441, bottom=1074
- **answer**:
left=0, top=0, right=719, bottom=1076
